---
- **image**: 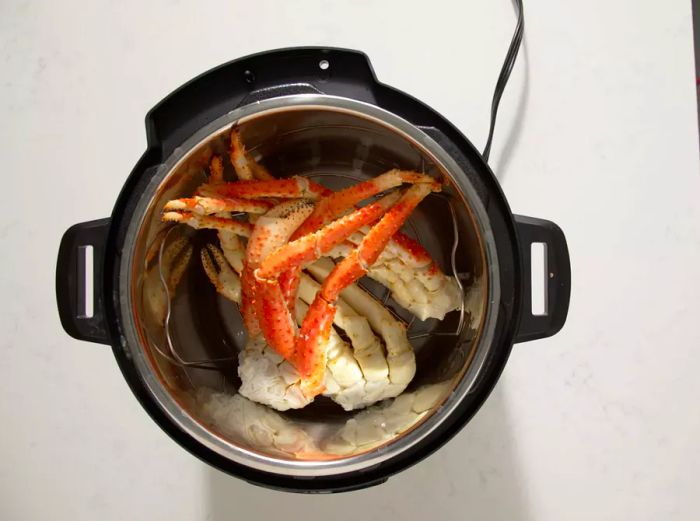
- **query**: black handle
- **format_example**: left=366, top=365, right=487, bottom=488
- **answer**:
left=514, top=215, right=571, bottom=343
left=56, top=218, right=111, bottom=345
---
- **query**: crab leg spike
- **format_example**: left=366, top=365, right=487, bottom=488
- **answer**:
left=296, top=184, right=434, bottom=396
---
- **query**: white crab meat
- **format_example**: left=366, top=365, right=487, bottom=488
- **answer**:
left=321, top=381, right=451, bottom=456
left=331, top=231, right=463, bottom=321
left=307, top=258, right=416, bottom=387
left=237, top=334, right=313, bottom=411
left=196, top=388, right=319, bottom=457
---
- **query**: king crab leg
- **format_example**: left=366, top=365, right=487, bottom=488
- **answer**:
left=224, top=127, right=459, bottom=321
left=295, top=184, right=435, bottom=396
left=229, top=127, right=276, bottom=181
left=279, top=169, right=441, bottom=311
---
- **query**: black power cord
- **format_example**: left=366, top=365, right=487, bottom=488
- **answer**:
left=482, top=0, right=524, bottom=162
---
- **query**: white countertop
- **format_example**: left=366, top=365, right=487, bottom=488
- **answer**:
left=2, top=0, right=700, bottom=519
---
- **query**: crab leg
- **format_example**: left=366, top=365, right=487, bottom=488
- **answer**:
left=197, top=176, right=329, bottom=201
left=197, top=234, right=366, bottom=412
left=296, top=183, right=435, bottom=396
left=254, top=192, right=401, bottom=358
left=143, top=234, right=193, bottom=327
left=199, top=214, right=417, bottom=412
left=277, top=170, right=440, bottom=311
left=209, top=155, right=225, bottom=183
left=224, top=129, right=455, bottom=319
left=162, top=212, right=253, bottom=237
left=163, top=196, right=272, bottom=215
left=307, top=258, right=415, bottom=387
left=229, top=127, right=275, bottom=181
left=329, top=229, right=463, bottom=321
left=293, top=170, right=440, bottom=238
left=243, top=199, right=315, bottom=346
left=161, top=168, right=266, bottom=236
left=217, top=230, right=245, bottom=274
left=297, top=281, right=413, bottom=411
left=256, top=192, right=402, bottom=280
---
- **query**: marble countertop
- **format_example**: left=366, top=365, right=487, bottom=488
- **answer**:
left=2, top=1, right=699, bottom=519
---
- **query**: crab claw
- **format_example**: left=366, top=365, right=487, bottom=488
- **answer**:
left=163, top=196, right=272, bottom=215
left=142, top=234, right=193, bottom=327
left=162, top=212, right=253, bottom=237
left=229, top=127, right=275, bottom=181
left=200, top=243, right=242, bottom=303
left=293, top=169, right=441, bottom=238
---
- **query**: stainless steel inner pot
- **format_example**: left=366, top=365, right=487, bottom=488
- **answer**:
left=118, top=95, right=500, bottom=477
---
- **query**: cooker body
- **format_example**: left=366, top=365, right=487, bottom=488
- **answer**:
left=56, top=48, right=570, bottom=492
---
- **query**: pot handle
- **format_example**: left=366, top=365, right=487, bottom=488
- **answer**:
left=56, top=218, right=111, bottom=345
left=513, top=215, right=571, bottom=343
